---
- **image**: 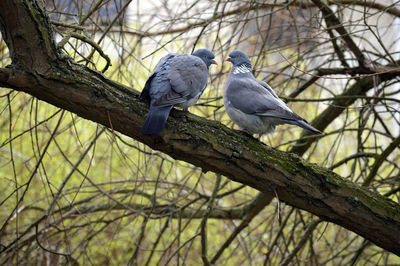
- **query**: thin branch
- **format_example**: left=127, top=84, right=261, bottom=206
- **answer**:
left=0, top=111, right=65, bottom=242
left=99, top=1, right=400, bottom=38
left=68, top=32, right=111, bottom=73
left=46, top=128, right=105, bottom=217
left=329, top=153, right=376, bottom=170
left=311, top=0, right=368, bottom=68
left=210, top=193, right=274, bottom=264
left=200, top=174, right=221, bottom=266
left=363, top=134, right=400, bottom=187
left=280, top=219, right=321, bottom=266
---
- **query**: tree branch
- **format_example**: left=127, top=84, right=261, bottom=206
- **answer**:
left=311, top=0, right=368, bottom=68
left=210, top=193, right=274, bottom=264
left=290, top=64, right=400, bottom=156
left=363, top=134, right=400, bottom=187
left=101, top=1, right=400, bottom=38
left=280, top=219, right=322, bottom=266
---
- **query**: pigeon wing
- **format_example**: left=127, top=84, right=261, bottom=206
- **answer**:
left=153, top=55, right=208, bottom=107
left=226, top=77, right=305, bottom=122
left=255, top=79, right=280, bottom=99
left=140, top=53, right=176, bottom=101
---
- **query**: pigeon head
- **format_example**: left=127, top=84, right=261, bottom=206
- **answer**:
left=225, top=50, right=252, bottom=69
left=192, top=49, right=218, bottom=68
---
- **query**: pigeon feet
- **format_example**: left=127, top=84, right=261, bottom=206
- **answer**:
left=234, top=128, right=257, bottom=139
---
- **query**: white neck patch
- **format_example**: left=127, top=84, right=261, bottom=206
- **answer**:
left=233, top=64, right=251, bottom=74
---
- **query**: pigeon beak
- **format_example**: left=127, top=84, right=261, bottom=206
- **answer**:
left=225, top=57, right=231, bottom=62
left=212, top=59, right=218, bottom=65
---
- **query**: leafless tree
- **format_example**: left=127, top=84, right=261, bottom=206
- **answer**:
left=0, top=0, right=400, bottom=265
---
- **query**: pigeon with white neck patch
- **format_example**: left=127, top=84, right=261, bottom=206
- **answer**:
left=223, top=50, right=321, bottom=136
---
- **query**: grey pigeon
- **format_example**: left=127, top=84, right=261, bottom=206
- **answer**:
left=140, top=49, right=217, bottom=135
left=224, top=50, right=321, bottom=136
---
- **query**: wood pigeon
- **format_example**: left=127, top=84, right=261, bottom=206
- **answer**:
left=223, top=50, right=321, bottom=136
left=140, top=49, right=217, bottom=135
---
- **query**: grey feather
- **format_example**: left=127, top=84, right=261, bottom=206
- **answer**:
left=153, top=55, right=208, bottom=107
left=141, top=54, right=176, bottom=102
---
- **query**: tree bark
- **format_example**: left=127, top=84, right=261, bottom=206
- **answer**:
left=1, top=0, right=400, bottom=255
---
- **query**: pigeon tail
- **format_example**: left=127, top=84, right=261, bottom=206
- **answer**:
left=141, top=105, right=173, bottom=135
left=290, top=120, right=322, bottom=134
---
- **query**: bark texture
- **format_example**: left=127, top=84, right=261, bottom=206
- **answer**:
left=1, top=0, right=400, bottom=255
